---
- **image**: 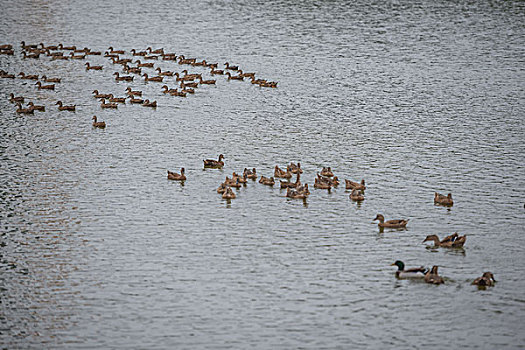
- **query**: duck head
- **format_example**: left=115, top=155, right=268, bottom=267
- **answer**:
left=390, top=260, right=405, bottom=271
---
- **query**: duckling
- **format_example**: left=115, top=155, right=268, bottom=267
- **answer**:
left=203, top=154, right=224, bottom=168
left=131, top=49, right=147, bottom=56
left=320, top=167, right=334, bottom=177
left=9, top=93, right=24, bottom=103
left=222, top=186, right=236, bottom=200
left=135, top=60, right=154, bottom=68
left=210, top=68, right=224, bottom=75
left=423, top=233, right=466, bottom=248
left=108, top=46, right=125, bottom=55
left=391, top=260, right=427, bottom=279
left=345, top=179, right=366, bottom=191
left=18, top=72, right=39, bottom=80
left=35, top=81, right=55, bottom=90
left=92, top=116, right=106, bottom=128
left=350, top=189, right=365, bottom=201
left=125, top=87, right=142, bottom=96
left=85, top=62, right=103, bottom=70
left=224, top=62, right=239, bottom=70
left=107, top=94, right=126, bottom=103
left=225, top=72, right=244, bottom=81
left=143, top=73, right=163, bottom=82
left=56, top=101, right=76, bottom=111
left=425, top=266, right=445, bottom=285
left=167, top=168, right=186, bottom=181
left=373, top=214, right=408, bottom=229
left=113, top=72, right=134, bottom=81
left=100, top=99, right=118, bottom=109
left=142, top=99, right=157, bottom=108
left=259, top=176, right=275, bottom=186
left=15, top=103, right=34, bottom=114
left=274, top=165, right=292, bottom=179
left=127, top=96, right=144, bottom=104
left=27, top=102, right=45, bottom=111
left=92, top=90, right=112, bottom=99
left=41, top=75, right=61, bottom=83
left=243, top=168, right=257, bottom=180
left=287, top=162, right=303, bottom=174
left=472, top=272, right=496, bottom=287
left=155, top=67, right=173, bottom=76
left=69, top=52, right=86, bottom=59
left=280, top=173, right=301, bottom=189
left=434, top=192, right=454, bottom=206
left=198, top=77, right=216, bottom=85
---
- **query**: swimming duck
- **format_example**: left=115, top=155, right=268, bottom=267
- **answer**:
left=178, top=56, right=196, bottom=65
left=155, top=67, right=173, bottom=76
left=260, top=81, right=278, bottom=88
left=287, top=162, right=303, bottom=174
left=434, top=192, right=454, bottom=206
left=191, top=59, right=207, bottom=67
left=27, top=102, right=45, bottom=111
left=161, top=85, right=176, bottom=94
left=350, top=189, right=365, bottom=201
left=130, top=49, right=147, bottom=56
left=41, top=75, right=61, bottom=83
left=391, top=260, right=427, bottom=279
left=22, top=51, right=40, bottom=59
left=18, top=72, right=39, bottom=80
left=295, top=183, right=310, bottom=196
left=423, top=233, right=466, bottom=248
left=280, top=173, right=301, bottom=189
left=250, top=77, right=267, bottom=85
left=51, top=55, right=69, bottom=60
left=100, top=99, right=118, bottom=108
left=345, top=179, right=366, bottom=190
left=15, top=103, right=34, bottom=114
left=167, top=168, right=186, bottom=181
left=92, top=116, right=106, bottom=128
left=56, top=101, right=76, bottom=111
left=286, top=187, right=307, bottom=199
left=142, top=99, right=157, bottom=108
left=143, top=73, right=163, bottom=82
left=9, top=93, right=24, bottom=103
left=85, top=49, right=101, bottom=55
left=161, top=54, right=177, bottom=61
left=147, top=47, right=164, bottom=55
left=108, top=46, right=125, bottom=55
left=317, top=174, right=339, bottom=187
left=181, top=88, right=195, bottom=94
left=180, top=81, right=198, bottom=89
left=210, top=67, right=224, bottom=75
left=217, top=183, right=228, bottom=194
left=113, top=72, right=134, bottom=81
left=123, top=65, right=141, bottom=74
left=199, top=77, right=216, bottom=85
left=125, top=87, right=142, bottom=96
left=127, top=96, right=144, bottom=104
left=274, top=165, right=292, bottom=179
left=135, top=60, right=154, bottom=68
left=1, top=70, right=15, bottom=78
left=224, top=176, right=242, bottom=188
left=224, top=62, right=239, bottom=70
left=222, top=186, right=236, bottom=200
left=425, top=266, right=445, bottom=285
left=225, top=72, right=244, bottom=81
left=259, top=176, right=275, bottom=186
left=58, top=43, right=75, bottom=50
left=35, top=81, right=55, bottom=90
left=373, top=214, right=408, bottom=229
left=69, top=52, right=86, bottom=59
left=85, top=62, right=103, bottom=70
left=238, top=69, right=256, bottom=79
left=174, top=73, right=194, bottom=82
left=0, top=49, right=14, bottom=55
left=314, top=177, right=332, bottom=190
left=92, top=90, right=112, bottom=99
left=107, top=94, right=126, bottom=103
left=232, top=172, right=248, bottom=185
left=320, top=167, right=334, bottom=177
left=0, top=44, right=13, bottom=50
left=204, top=154, right=225, bottom=168
left=170, top=89, right=187, bottom=97
left=144, top=55, right=158, bottom=60
left=243, top=168, right=257, bottom=180
left=472, top=272, right=496, bottom=287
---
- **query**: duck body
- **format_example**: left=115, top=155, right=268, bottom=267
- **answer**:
left=391, top=260, right=427, bottom=279
left=286, top=187, right=308, bottom=199
left=222, top=186, right=236, bottom=200
left=314, top=177, right=332, bottom=190
left=15, top=103, right=34, bottom=114
left=203, top=154, right=224, bottom=168
left=85, top=62, right=103, bottom=70
left=35, top=81, right=55, bottom=90
left=345, top=179, right=366, bottom=190
left=27, top=102, right=45, bottom=111
left=92, top=116, right=106, bottom=128
left=244, top=168, right=257, bottom=180
left=113, top=72, right=134, bottom=81
left=259, top=176, right=275, bottom=186
left=425, top=266, right=445, bottom=285
left=142, top=99, right=157, bottom=107
left=374, top=214, right=408, bottom=229
left=350, top=189, right=365, bottom=201
left=126, top=87, right=142, bottom=96
left=423, top=233, right=466, bottom=248
left=9, top=93, right=24, bottom=103
left=320, top=167, right=334, bottom=177
left=280, top=173, right=301, bottom=189
left=472, top=272, right=496, bottom=287
left=274, top=165, right=292, bottom=179
left=167, top=168, right=186, bottom=181
left=434, top=192, right=454, bottom=206
left=93, top=90, right=112, bottom=99
left=41, top=75, right=61, bottom=83
left=56, top=101, right=75, bottom=111
left=100, top=99, right=118, bottom=108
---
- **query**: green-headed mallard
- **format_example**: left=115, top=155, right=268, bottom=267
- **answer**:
left=391, top=260, right=427, bottom=279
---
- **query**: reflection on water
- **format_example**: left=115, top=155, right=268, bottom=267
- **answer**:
left=1, top=0, right=525, bottom=348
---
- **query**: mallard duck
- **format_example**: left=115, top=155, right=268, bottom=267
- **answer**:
left=434, top=192, right=454, bottom=206
left=232, top=172, right=248, bottom=184
left=107, top=94, right=126, bottom=103
left=345, top=179, right=366, bottom=190
left=320, top=167, right=334, bottom=177
left=15, top=103, right=34, bottom=114
left=182, top=70, right=202, bottom=79
left=373, top=214, right=408, bottom=229
left=350, top=189, right=365, bottom=201
left=217, top=183, right=228, bottom=194
left=167, top=168, right=186, bottom=181
left=143, top=73, right=163, bottom=82
left=472, top=272, right=496, bottom=287
left=243, top=168, right=257, bottom=180
left=225, top=176, right=242, bottom=188
left=35, top=81, right=55, bottom=90
left=155, top=67, right=173, bottom=76
left=238, top=69, right=256, bottom=79
left=27, top=102, right=45, bottom=111
left=274, top=165, right=292, bottom=179
left=287, top=162, right=303, bottom=174
left=135, top=60, right=154, bottom=68
left=250, top=77, right=267, bottom=85
left=199, top=77, right=216, bottom=85
left=203, top=154, right=224, bottom=168
left=9, top=93, right=24, bottom=103
left=124, top=65, right=142, bottom=74
left=259, top=176, right=275, bottom=186
left=56, top=101, right=76, bottom=111
left=295, top=183, right=310, bottom=196
left=85, top=62, right=103, bottom=70
left=425, top=266, right=445, bottom=285
left=51, top=55, right=69, bottom=60
left=22, top=51, right=40, bottom=59
left=224, top=62, right=239, bottom=70
left=180, top=81, right=199, bottom=89
left=225, top=72, right=244, bottom=81
left=286, top=187, right=307, bottom=199
left=1, top=70, right=15, bottom=78
left=108, top=46, right=125, bottom=55
left=280, top=173, right=301, bottom=189
left=147, top=47, right=164, bottom=55
left=222, top=186, right=236, bottom=200
left=259, top=81, right=278, bottom=88
left=41, top=75, right=61, bottom=83
left=92, top=90, right=112, bottom=99
left=314, top=177, right=332, bottom=190
left=125, top=87, right=142, bottom=96
left=58, top=43, right=75, bottom=50
left=391, top=260, right=427, bottom=279
left=18, top=72, right=38, bottom=80
left=100, top=99, right=118, bottom=109
left=69, top=52, right=85, bottom=59
left=142, top=99, right=157, bottom=108
left=161, top=54, right=177, bottom=61
left=113, top=72, right=134, bottom=81
left=131, top=49, right=147, bottom=56
left=423, top=233, right=466, bottom=248
left=210, top=68, right=224, bottom=75
left=128, top=96, right=144, bottom=104
left=92, top=116, right=106, bottom=128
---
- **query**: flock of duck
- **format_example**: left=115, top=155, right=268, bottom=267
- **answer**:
left=1, top=42, right=495, bottom=289
left=1, top=41, right=278, bottom=127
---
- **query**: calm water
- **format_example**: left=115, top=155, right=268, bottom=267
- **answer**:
left=1, top=0, right=524, bottom=348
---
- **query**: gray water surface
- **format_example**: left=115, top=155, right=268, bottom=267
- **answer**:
left=1, top=0, right=524, bottom=349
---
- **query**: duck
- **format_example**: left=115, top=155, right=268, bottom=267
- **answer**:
left=232, top=172, right=248, bottom=184
left=222, top=186, right=236, bottom=200
left=238, top=69, right=256, bottom=79
left=191, top=59, right=207, bottom=67
left=46, top=50, right=63, bottom=57
left=217, top=183, right=228, bottom=194
left=131, top=49, right=147, bottom=56
left=259, top=176, right=275, bottom=186
left=85, top=49, right=101, bottom=56
left=243, top=168, right=257, bottom=180
left=15, top=103, right=34, bottom=114
left=107, top=94, right=126, bottom=103
left=225, top=176, right=242, bottom=188
left=100, top=99, right=118, bottom=108
left=22, top=51, right=40, bottom=59
left=85, top=62, right=103, bottom=70
left=113, top=72, right=134, bottom=81
left=51, top=55, right=69, bottom=60
left=425, top=266, right=445, bottom=285
left=259, top=81, right=278, bottom=88
left=41, top=75, right=61, bottom=83
left=287, top=162, right=303, bottom=174
left=144, top=55, right=159, bottom=60
left=472, top=272, right=496, bottom=287
left=423, top=233, right=466, bottom=248
left=27, top=102, right=45, bottom=111
left=0, top=49, right=14, bottom=55
left=180, top=81, right=198, bottom=89
left=123, top=65, right=142, bottom=74
left=286, top=187, right=308, bottom=199
left=127, top=96, right=144, bottom=104
left=135, top=60, right=154, bottom=68
left=225, top=72, right=244, bottom=81
left=147, top=47, right=164, bottom=55
left=92, top=90, right=112, bottom=99
left=178, top=56, right=196, bottom=65
left=203, top=154, right=224, bottom=168
left=181, top=88, right=194, bottom=94
left=18, top=72, right=39, bottom=80
left=224, top=62, right=239, bottom=70
left=9, top=93, right=24, bottom=103
left=250, top=77, right=267, bottom=85
left=295, top=183, right=310, bottom=196
left=181, top=70, right=202, bottom=79
left=391, top=260, right=427, bottom=279
left=345, top=179, right=366, bottom=190
left=58, top=43, right=76, bottom=50
left=210, top=67, right=224, bottom=75
left=320, top=167, right=334, bottom=177
left=92, top=116, right=106, bottom=128
left=350, top=189, right=365, bottom=201
left=170, top=89, right=187, bottom=97
left=56, top=101, right=76, bottom=111
left=69, top=52, right=86, bottom=59
left=108, top=46, right=125, bottom=55
left=318, top=174, right=339, bottom=187
left=111, top=57, right=132, bottom=65
left=35, top=81, right=55, bottom=90
left=373, top=214, right=408, bottom=229
left=1, top=70, right=15, bottom=78
left=314, top=177, right=332, bottom=190
left=155, top=67, right=173, bottom=76
left=125, top=87, right=142, bottom=96
left=0, top=44, right=13, bottom=50
left=161, top=85, right=176, bottom=94
left=434, top=192, right=454, bottom=206
left=274, top=165, right=292, bottom=179
left=199, top=77, right=216, bottom=85
left=142, top=99, right=157, bottom=108
left=143, top=73, right=164, bottom=82
left=174, top=72, right=194, bottom=82
left=280, top=173, right=301, bottom=189
left=161, top=54, right=177, bottom=61
left=167, top=168, right=186, bottom=181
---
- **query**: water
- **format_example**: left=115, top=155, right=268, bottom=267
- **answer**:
left=1, top=0, right=524, bottom=348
